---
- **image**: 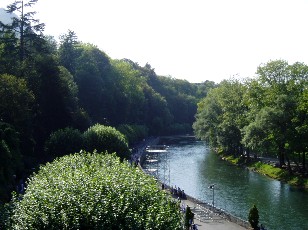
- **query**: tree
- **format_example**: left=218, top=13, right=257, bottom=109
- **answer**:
left=0, top=74, right=34, bottom=132
left=243, top=60, right=308, bottom=170
left=193, top=89, right=222, bottom=147
left=83, top=124, right=130, bottom=159
left=44, top=127, right=83, bottom=158
left=3, top=0, right=45, bottom=63
left=142, top=85, right=173, bottom=135
left=0, top=28, right=19, bottom=76
left=194, top=79, right=248, bottom=155
left=0, top=74, right=34, bottom=158
left=73, top=43, right=112, bottom=123
left=32, top=55, right=81, bottom=153
left=5, top=152, right=182, bottom=229
left=58, top=30, right=79, bottom=75
left=110, top=59, right=146, bottom=124
left=248, top=204, right=259, bottom=230
left=0, top=122, right=23, bottom=201
left=117, top=124, right=148, bottom=145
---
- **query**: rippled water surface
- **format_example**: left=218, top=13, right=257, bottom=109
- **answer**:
left=144, top=136, right=308, bottom=230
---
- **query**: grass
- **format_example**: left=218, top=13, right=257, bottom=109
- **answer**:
left=219, top=153, right=308, bottom=189
left=250, top=161, right=308, bottom=189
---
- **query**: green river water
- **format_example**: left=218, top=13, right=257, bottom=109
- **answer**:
left=144, top=136, right=308, bottom=230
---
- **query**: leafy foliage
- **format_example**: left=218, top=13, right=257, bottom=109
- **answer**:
left=248, top=204, right=259, bottom=230
left=117, top=124, right=148, bottom=145
left=83, top=124, right=130, bottom=160
left=5, top=152, right=182, bottom=229
left=194, top=60, right=308, bottom=173
left=194, top=79, right=248, bottom=155
left=0, top=122, right=23, bottom=201
left=0, top=74, right=34, bottom=131
left=0, top=1, right=216, bottom=203
left=2, top=0, right=45, bottom=63
left=45, top=127, right=83, bottom=158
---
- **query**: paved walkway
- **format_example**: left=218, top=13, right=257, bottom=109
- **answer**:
left=180, top=198, right=248, bottom=230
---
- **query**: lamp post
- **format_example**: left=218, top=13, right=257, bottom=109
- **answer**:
left=209, top=184, right=215, bottom=208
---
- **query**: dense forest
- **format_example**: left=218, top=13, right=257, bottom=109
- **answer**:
left=194, top=60, right=308, bottom=179
left=0, top=1, right=216, bottom=201
left=1, top=0, right=307, bottom=207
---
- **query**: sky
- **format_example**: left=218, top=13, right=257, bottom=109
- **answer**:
left=1, top=0, right=308, bottom=83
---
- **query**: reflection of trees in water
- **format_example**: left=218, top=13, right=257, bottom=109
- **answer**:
left=154, top=137, right=308, bottom=230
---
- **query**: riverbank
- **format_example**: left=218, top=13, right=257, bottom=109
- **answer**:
left=219, top=153, right=308, bottom=190
left=136, top=137, right=250, bottom=230
left=163, top=188, right=249, bottom=230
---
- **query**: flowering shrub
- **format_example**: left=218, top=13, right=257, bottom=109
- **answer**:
left=6, top=152, right=182, bottom=229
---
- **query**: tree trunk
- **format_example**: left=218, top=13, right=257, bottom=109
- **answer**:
left=20, top=0, right=25, bottom=63
left=286, top=156, right=292, bottom=173
left=303, top=151, right=306, bottom=171
left=278, top=145, right=285, bottom=168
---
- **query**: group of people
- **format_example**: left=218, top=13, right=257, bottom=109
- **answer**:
left=171, top=185, right=186, bottom=199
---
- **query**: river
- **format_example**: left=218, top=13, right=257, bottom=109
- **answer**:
left=143, top=136, right=308, bottom=230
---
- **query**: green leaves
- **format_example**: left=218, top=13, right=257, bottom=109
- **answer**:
left=83, top=124, right=130, bottom=160
left=0, top=74, right=34, bottom=129
left=193, top=79, right=248, bottom=154
left=194, top=59, right=308, bottom=171
left=7, top=152, right=182, bottom=229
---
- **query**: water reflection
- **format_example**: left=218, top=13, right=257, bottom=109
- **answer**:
left=145, top=137, right=308, bottom=229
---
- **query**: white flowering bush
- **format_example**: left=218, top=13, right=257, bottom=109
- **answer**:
left=6, top=152, right=182, bottom=229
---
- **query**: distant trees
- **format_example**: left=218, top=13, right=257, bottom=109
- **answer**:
left=3, top=152, right=182, bottom=229
left=0, top=1, right=213, bottom=203
left=194, top=79, right=247, bottom=155
left=58, top=30, right=79, bottom=75
left=194, top=60, right=308, bottom=173
left=116, top=124, right=148, bottom=145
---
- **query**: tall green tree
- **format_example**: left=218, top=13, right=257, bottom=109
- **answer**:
left=0, top=74, right=34, bottom=156
left=0, top=30, right=19, bottom=75
left=0, top=122, right=23, bottom=201
left=58, top=30, right=79, bottom=75
left=110, top=59, right=146, bottom=124
left=243, top=60, right=307, bottom=169
left=0, top=74, right=34, bottom=132
left=193, top=88, right=222, bottom=147
left=73, top=43, right=112, bottom=123
left=194, top=79, right=248, bottom=155
left=3, top=0, right=45, bottom=63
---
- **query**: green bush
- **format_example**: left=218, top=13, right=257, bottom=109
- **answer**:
left=83, top=124, right=130, bottom=159
left=117, top=124, right=148, bottom=145
left=5, top=152, right=182, bottom=229
left=248, top=204, right=259, bottom=230
left=45, top=127, right=83, bottom=158
left=0, top=122, right=23, bottom=201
